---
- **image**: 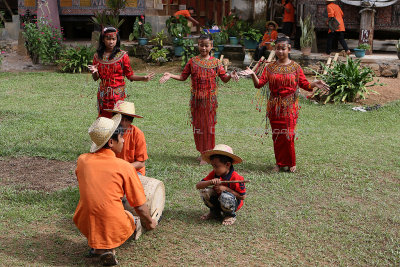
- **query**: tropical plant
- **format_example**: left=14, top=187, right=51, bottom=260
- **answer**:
left=91, top=0, right=126, bottom=29
left=240, top=28, right=262, bottom=42
left=357, top=43, right=371, bottom=50
left=166, top=15, right=191, bottom=39
left=22, top=17, right=64, bottom=64
left=129, top=16, right=152, bottom=40
left=56, top=45, right=95, bottom=73
left=148, top=30, right=169, bottom=64
left=313, top=57, right=381, bottom=103
left=181, top=39, right=196, bottom=69
left=299, top=15, right=315, bottom=48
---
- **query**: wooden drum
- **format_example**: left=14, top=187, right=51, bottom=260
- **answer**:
left=123, top=175, right=165, bottom=223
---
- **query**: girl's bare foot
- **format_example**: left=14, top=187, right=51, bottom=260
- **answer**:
left=222, top=216, right=236, bottom=226
left=289, top=166, right=296, bottom=173
left=200, top=212, right=213, bottom=220
left=273, top=165, right=280, bottom=172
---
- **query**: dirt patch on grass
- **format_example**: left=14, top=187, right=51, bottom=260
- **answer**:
left=130, top=57, right=182, bottom=74
left=0, top=157, right=76, bottom=192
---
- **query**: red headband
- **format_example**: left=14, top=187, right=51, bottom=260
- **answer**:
left=103, top=27, right=118, bottom=37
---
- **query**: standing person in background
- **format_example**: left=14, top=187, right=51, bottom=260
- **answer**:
left=325, top=0, right=351, bottom=56
left=88, top=27, right=155, bottom=118
left=282, top=0, right=295, bottom=37
left=174, top=6, right=200, bottom=26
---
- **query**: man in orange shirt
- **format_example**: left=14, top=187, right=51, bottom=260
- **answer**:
left=254, top=21, right=278, bottom=60
left=73, top=114, right=157, bottom=266
left=174, top=6, right=199, bottom=25
left=282, top=0, right=295, bottom=37
left=325, top=0, right=350, bottom=55
left=105, top=100, right=148, bottom=176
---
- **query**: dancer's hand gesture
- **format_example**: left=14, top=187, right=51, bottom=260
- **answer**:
left=159, top=72, right=171, bottom=84
left=88, top=64, right=98, bottom=74
left=231, top=69, right=239, bottom=82
left=239, top=67, right=255, bottom=76
left=313, top=80, right=330, bottom=94
left=144, top=72, right=155, bottom=82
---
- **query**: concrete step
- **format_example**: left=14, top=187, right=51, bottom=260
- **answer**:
left=221, top=51, right=245, bottom=61
left=343, top=39, right=398, bottom=52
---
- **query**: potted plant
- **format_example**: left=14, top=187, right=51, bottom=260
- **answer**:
left=209, top=31, right=227, bottom=58
left=148, top=30, right=169, bottom=65
left=396, top=39, right=400, bottom=60
left=299, top=15, right=315, bottom=56
left=166, top=15, right=191, bottom=56
left=241, top=28, right=263, bottom=49
left=354, top=43, right=370, bottom=58
left=222, top=13, right=243, bottom=45
left=129, top=15, right=152, bottom=45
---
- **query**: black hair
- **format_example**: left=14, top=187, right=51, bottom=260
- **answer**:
left=122, top=114, right=134, bottom=123
left=102, top=124, right=125, bottom=149
left=188, top=6, right=195, bottom=12
left=275, top=34, right=291, bottom=44
left=267, top=22, right=276, bottom=27
left=97, top=26, right=121, bottom=60
left=210, top=154, right=233, bottom=165
left=198, top=33, right=213, bottom=41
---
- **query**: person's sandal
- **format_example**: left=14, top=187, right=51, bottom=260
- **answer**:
left=86, top=248, right=100, bottom=258
left=100, top=251, right=118, bottom=266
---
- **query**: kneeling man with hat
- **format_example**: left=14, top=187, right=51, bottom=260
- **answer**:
left=73, top=114, right=157, bottom=266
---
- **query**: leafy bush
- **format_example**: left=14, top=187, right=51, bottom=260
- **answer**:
left=300, top=15, right=315, bottom=48
left=313, top=57, right=381, bottom=103
left=90, top=0, right=126, bottom=29
left=22, top=18, right=63, bottom=64
left=56, top=45, right=95, bottom=73
left=222, top=13, right=245, bottom=38
left=148, top=30, right=169, bottom=64
left=357, top=43, right=370, bottom=50
left=166, top=15, right=190, bottom=39
left=181, top=39, right=196, bottom=69
left=129, top=16, right=152, bottom=40
left=240, top=28, right=262, bottom=42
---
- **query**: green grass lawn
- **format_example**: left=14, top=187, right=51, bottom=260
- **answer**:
left=0, top=72, right=399, bottom=266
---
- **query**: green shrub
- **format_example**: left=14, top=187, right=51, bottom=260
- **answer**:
left=313, top=57, right=381, bottom=103
left=22, top=18, right=63, bottom=64
left=240, top=28, right=262, bottom=42
left=56, top=45, right=95, bottom=73
left=166, top=15, right=190, bottom=39
left=148, top=30, right=169, bottom=64
left=129, top=16, right=152, bottom=40
left=300, top=15, right=315, bottom=48
left=181, top=39, right=196, bottom=69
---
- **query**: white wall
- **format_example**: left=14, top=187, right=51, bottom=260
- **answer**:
left=232, top=0, right=267, bottom=21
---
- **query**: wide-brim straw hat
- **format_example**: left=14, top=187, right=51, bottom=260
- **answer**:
left=326, top=0, right=336, bottom=2
left=88, top=113, right=122, bottom=153
left=201, top=144, right=242, bottom=164
left=104, top=100, right=143, bottom=118
left=266, top=20, right=278, bottom=29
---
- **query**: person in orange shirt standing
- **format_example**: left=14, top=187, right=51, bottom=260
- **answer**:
left=73, top=114, right=157, bottom=266
left=282, top=0, right=295, bottom=37
left=325, top=0, right=350, bottom=55
left=254, top=21, right=278, bottom=61
left=105, top=100, right=148, bottom=176
left=174, top=6, right=199, bottom=25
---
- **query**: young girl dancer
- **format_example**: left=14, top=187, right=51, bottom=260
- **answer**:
left=88, top=26, right=155, bottom=118
left=240, top=35, right=329, bottom=173
left=159, top=34, right=238, bottom=165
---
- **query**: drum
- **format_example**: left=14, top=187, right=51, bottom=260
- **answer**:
left=123, top=175, right=165, bottom=223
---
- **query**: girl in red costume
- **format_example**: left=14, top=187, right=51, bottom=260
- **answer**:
left=240, top=35, right=329, bottom=173
left=88, top=27, right=155, bottom=118
left=159, top=34, right=238, bottom=165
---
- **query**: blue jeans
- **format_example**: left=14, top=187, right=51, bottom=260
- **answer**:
left=200, top=188, right=238, bottom=218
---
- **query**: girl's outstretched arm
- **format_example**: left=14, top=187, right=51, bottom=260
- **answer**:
left=159, top=72, right=186, bottom=84
left=88, top=64, right=100, bottom=81
left=220, top=70, right=239, bottom=83
left=128, top=72, right=155, bottom=82
left=239, top=67, right=260, bottom=87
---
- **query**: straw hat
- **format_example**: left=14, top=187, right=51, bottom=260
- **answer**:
left=88, top=114, right=122, bottom=153
left=326, top=0, right=336, bottom=2
left=104, top=100, right=143, bottom=118
left=266, top=20, right=278, bottom=29
left=201, top=144, right=242, bottom=164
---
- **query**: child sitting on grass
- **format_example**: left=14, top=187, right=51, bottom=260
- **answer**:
left=196, top=144, right=246, bottom=226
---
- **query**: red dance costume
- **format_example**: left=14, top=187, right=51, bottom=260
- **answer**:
left=256, top=61, right=313, bottom=167
left=93, top=51, right=134, bottom=118
left=181, top=56, right=229, bottom=153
